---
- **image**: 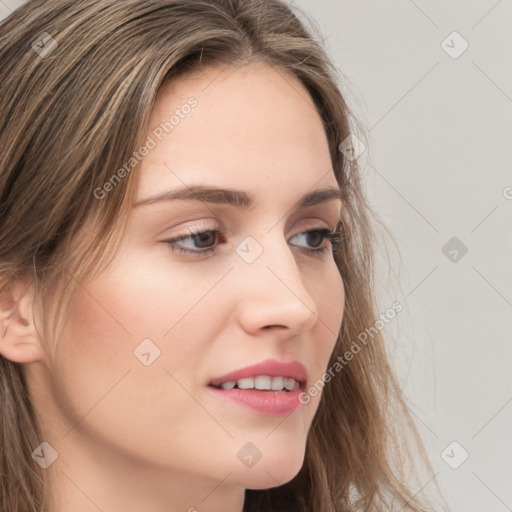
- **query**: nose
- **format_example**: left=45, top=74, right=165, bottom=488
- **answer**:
left=233, top=233, right=319, bottom=339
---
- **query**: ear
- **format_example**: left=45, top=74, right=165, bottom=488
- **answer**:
left=0, top=279, right=45, bottom=364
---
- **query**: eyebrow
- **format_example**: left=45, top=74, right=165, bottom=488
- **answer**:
left=133, top=185, right=344, bottom=211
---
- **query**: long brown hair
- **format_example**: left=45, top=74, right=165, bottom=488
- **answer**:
left=0, top=1, right=434, bottom=510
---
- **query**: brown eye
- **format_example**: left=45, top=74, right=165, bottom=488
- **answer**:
left=305, top=230, right=324, bottom=248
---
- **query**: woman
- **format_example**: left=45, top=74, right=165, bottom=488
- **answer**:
left=0, top=1, right=434, bottom=511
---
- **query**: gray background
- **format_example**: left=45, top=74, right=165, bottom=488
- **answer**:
left=1, top=0, right=511, bottom=510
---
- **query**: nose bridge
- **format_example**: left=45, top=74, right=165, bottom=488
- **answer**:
left=233, top=231, right=318, bottom=334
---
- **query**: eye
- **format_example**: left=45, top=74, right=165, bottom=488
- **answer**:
left=164, top=228, right=225, bottom=255
left=163, top=227, right=342, bottom=256
left=289, top=228, right=342, bottom=255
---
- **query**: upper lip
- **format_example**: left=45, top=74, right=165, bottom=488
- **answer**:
left=209, top=359, right=308, bottom=389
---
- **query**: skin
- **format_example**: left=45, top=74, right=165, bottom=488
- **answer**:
left=0, top=61, right=344, bottom=512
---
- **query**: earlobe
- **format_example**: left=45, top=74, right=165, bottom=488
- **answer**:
left=0, top=280, right=45, bottom=364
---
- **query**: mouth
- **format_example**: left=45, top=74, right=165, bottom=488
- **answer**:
left=207, top=359, right=308, bottom=416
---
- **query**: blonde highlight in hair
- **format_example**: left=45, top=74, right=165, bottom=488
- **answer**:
left=0, top=1, right=434, bottom=510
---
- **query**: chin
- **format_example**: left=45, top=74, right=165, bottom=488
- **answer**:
left=233, top=448, right=306, bottom=490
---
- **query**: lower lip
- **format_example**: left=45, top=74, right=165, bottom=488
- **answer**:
left=207, top=386, right=303, bottom=416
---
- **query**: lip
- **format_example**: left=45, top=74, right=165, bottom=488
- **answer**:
left=207, top=359, right=308, bottom=416
left=208, top=386, right=304, bottom=416
left=208, top=359, right=307, bottom=388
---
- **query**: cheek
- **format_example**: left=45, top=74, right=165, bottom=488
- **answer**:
left=300, top=263, right=344, bottom=412
left=314, top=262, right=344, bottom=355
left=47, top=285, right=141, bottom=431
left=45, top=260, right=226, bottom=450
left=49, top=262, right=203, bottom=395
left=45, top=280, right=220, bottom=469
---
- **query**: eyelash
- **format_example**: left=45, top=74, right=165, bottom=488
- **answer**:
left=164, top=228, right=343, bottom=257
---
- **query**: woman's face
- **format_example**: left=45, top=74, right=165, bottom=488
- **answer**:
left=35, top=62, right=344, bottom=496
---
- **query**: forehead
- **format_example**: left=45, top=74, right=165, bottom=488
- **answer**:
left=137, top=61, right=336, bottom=200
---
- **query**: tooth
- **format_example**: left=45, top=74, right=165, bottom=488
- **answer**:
left=284, top=378, right=296, bottom=391
left=254, top=376, right=272, bottom=390
left=237, top=377, right=255, bottom=389
left=271, top=377, right=284, bottom=390
left=220, top=381, right=236, bottom=390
